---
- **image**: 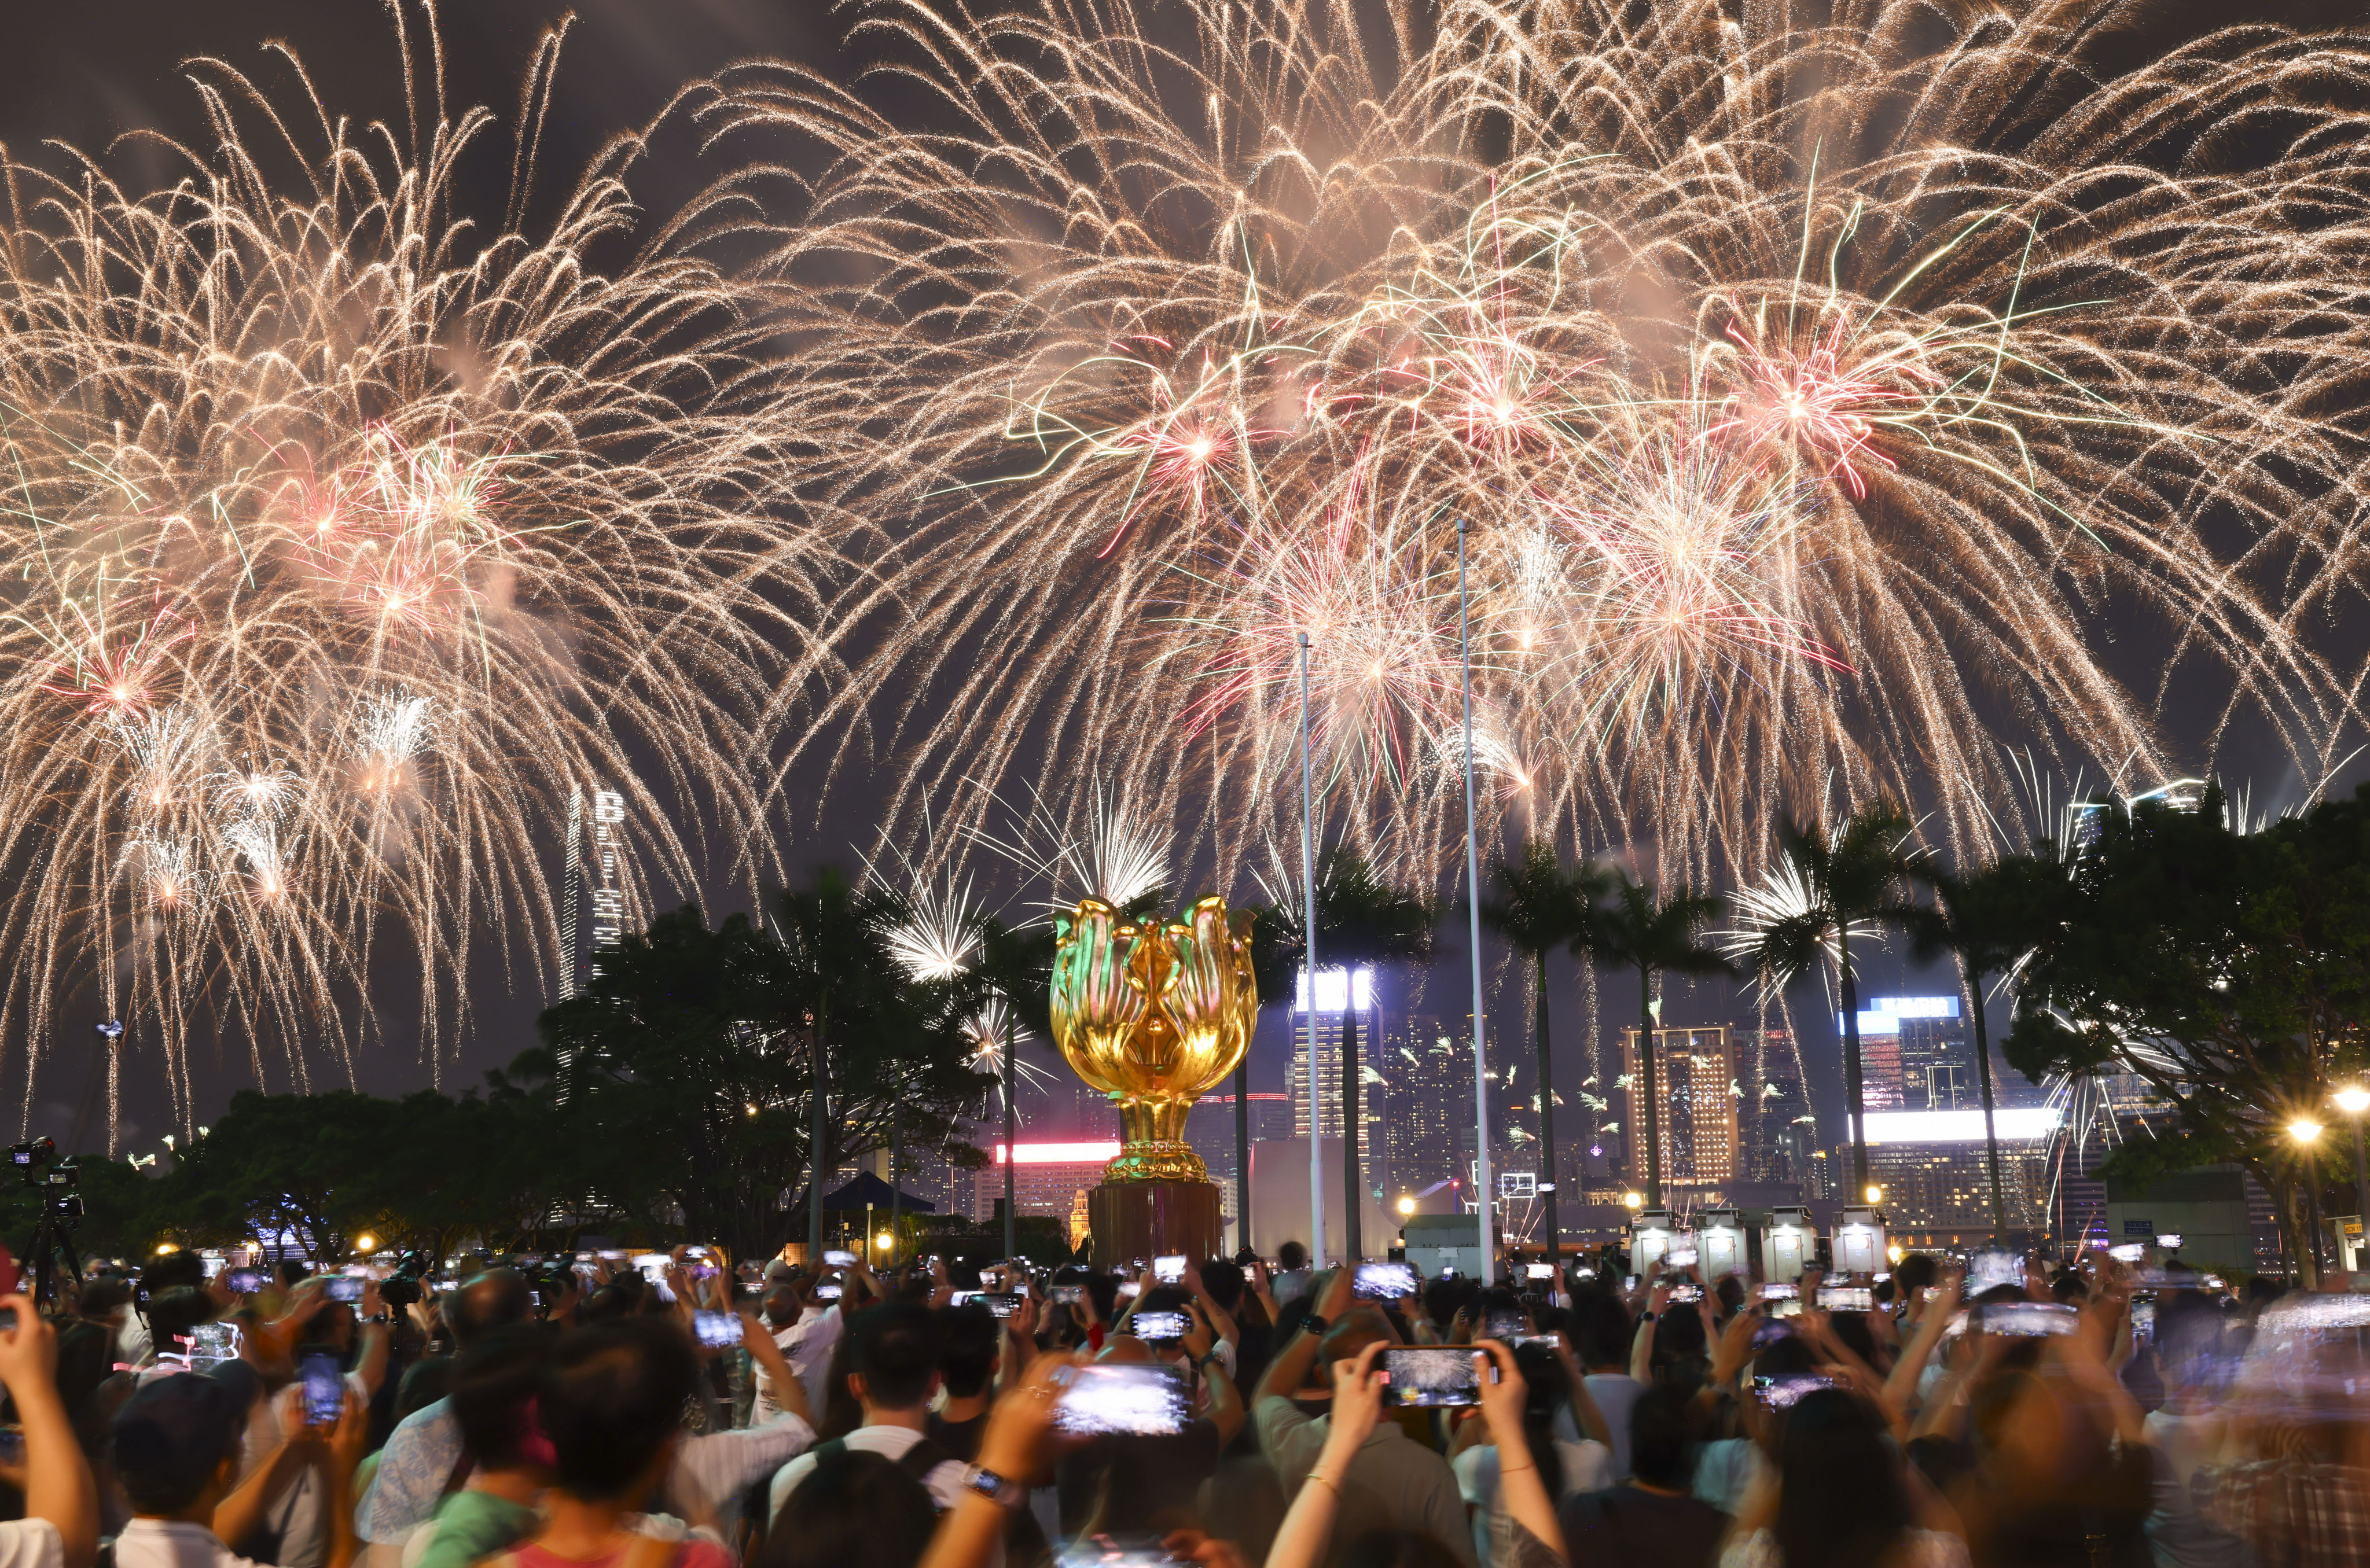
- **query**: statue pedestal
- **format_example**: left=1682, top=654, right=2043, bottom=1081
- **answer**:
left=1087, top=1180, right=1223, bottom=1271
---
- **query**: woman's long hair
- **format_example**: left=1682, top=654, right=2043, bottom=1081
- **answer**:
left=1774, top=1388, right=1912, bottom=1568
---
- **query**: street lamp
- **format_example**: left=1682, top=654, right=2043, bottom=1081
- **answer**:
left=1864, top=1184, right=1883, bottom=1205
left=1622, top=1191, right=1644, bottom=1211
left=2290, top=1118, right=2327, bottom=1278
left=1397, top=1195, right=1416, bottom=1217
left=354, top=1234, right=377, bottom=1253
left=876, top=1230, right=895, bottom=1253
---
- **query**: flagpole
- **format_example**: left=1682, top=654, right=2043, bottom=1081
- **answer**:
left=1298, top=630, right=1325, bottom=1267
left=1460, top=519, right=1493, bottom=1282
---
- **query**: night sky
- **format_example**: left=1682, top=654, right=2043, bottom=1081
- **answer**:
left=4, top=0, right=2362, bottom=1161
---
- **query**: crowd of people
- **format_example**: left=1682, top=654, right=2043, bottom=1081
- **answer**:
left=0, top=1235, right=2361, bottom=1568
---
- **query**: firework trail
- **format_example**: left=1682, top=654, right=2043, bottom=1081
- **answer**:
left=0, top=7, right=840, bottom=1131
left=723, top=0, right=2368, bottom=890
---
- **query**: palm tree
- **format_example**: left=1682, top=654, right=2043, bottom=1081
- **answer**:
left=1583, top=874, right=1730, bottom=1208
left=1728, top=802, right=1917, bottom=1199
left=1267, top=845, right=1436, bottom=1258
left=970, top=915, right=1056, bottom=1260
left=1480, top=839, right=1605, bottom=1258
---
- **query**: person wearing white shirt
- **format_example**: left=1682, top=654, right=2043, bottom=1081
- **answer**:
left=767, top=1302, right=969, bottom=1521
left=770, top=1280, right=845, bottom=1424
left=0, top=1296, right=97, bottom=1568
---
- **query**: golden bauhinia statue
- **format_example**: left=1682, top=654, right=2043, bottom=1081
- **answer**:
left=1050, top=894, right=1258, bottom=1185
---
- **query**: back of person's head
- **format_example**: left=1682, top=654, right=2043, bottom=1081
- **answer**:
left=1656, top=1303, right=1708, bottom=1359
left=139, top=1250, right=206, bottom=1295
left=1134, top=1284, right=1192, bottom=1320
left=1338, top=1529, right=1464, bottom=1568
left=450, top=1269, right=535, bottom=1346
left=144, top=1286, right=216, bottom=1356
left=1714, top=1275, right=1746, bottom=1316
left=1896, top=1254, right=1938, bottom=1295
left=112, top=1365, right=255, bottom=1514
left=2049, top=1271, right=2090, bottom=1305
left=452, top=1324, right=554, bottom=1472
left=1774, top=1389, right=1910, bottom=1568
left=1276, top=1241, right=1308, bottom=1273
left=1082, top=1271, right=1120, bottom=1323
left=1571, top=1290, right=1632, bottom=1369
left=54, top=1320, right=116, bottom=1429
left=848, top=1300, right=939, bottom=1412
left=1198, top=1258, right=1245, bottom=1312
left=395, top=1356, right=455, bottom=1421
left=539, top=1318, right=697, bottom=1501
left=80, top=1276, right=134, bottom=1320
left=1629, top=1385, right=1700, bottom=1491
left=935, top=1302, right=999, bottom=1400
left=1826, top=1311, right=1879, bottom=1368
left=765, top=1284, right=803, bottom=1325
left=760, top=1448, right=937, bottom=1568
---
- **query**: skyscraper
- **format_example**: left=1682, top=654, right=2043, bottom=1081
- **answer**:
left=1839, top=996, right=1968, bottom=1110
left=1380, top=1014, right=1474, bottom=1207
left=1738, top=1021, right=1808, bottom=1183
left=1288, top=967, right=1384, bottom=1196
left=1619, top=1024, right=1739, bottom=1190
left=554, top=784, right=629, bottom=1102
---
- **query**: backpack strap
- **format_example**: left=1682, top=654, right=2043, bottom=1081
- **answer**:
left=895, top=1436, right=959, bottom=1495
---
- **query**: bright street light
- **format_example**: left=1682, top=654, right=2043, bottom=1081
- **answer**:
left=2335, top=1085, right=2370, bottom=1116
left=2290, top=1118, right=2325, bottom=1144
left=875, top=1231, right=895, bottom=1251
left=355, top=1234, right=376, bottom=1252
left=1622, top=1191, right=1644, bottom=1210
left=1397, top=1196, right=1416, bottom=1217
left=1865, top=1184, right=1884, bottom=1204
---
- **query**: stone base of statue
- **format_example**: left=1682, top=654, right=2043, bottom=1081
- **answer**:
left=1087, top=1179, right=1223, bottom=1272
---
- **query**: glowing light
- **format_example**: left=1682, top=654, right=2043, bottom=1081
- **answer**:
left=1397, top=1196, right=1416, bottom=1216
left=1623, top=1192, right=1644, bottom=1210
left=2289, top=1119, right=2325, bottom=1145
left=2335, top=1087, right=2370, bottom=1116
left=993, top=1141, right=1123, bottom=1165
left=354, top=1234, right=376, bottom=1252
left=1865, top=1184, right=1884, bottom=1203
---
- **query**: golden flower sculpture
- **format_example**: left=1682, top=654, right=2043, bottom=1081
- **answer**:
left=1050, top=894, right=1258, bottom=1183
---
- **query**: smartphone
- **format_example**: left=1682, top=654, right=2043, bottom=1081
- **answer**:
left=1817, top=1285, right=1873, bottom=1312
left=1485, top=1309, right=1527, bottom=1340
left=693, top=1311, right=741, bottom=1348
left=1053, top=1284, right=1086, bottom=1305
left=949, top=1289, right=982, bottom=1306
left=982, top=1291, right=1023, bottom=1319
left=300, top=1350, right=343, bottom=1426
left=689, top=1263, right=719, bottom=1279
left=1760, top=1283, right=1799, bottom=1302
left=598, top=1250, right=627, bottom=1262
left=814, top=1282, right=844, bottom=1302
left=1054, top=1364, right=1190, bottom=1436
left=1978, top=1301, right=2078, bottom=1338
left=1524, top=1263, right=1556, bottom=1282
left=1380, top=1346, right=1489, bottom=1408
left=1968, top=1249, right=2024, bottom=1295
left=824, top=1249, right=857, bottom=1268
left=1753, top=1372, right=1839, bottom=1409
left=1750, top=1317, right=1795, bottom=1349
left=199, top=1254, right=225, bottom=1280
left=1130, top=1309, right=1190, bottom=1342
left=1666, top=1246, right=1699, bottom=1269
left=188, top=1322, right=241, bottom=1368
left=325, top=1277, right=363, bottom=1304
left=685, top=1246, right=711, bottom=1259
left=1668, top=1284, right=1703, bottom=1305
left=1508, top=1333, right=1563, bottom=1350
left=2108, top=1243, right=2145, bottom=1264
left=2131, top=1297, right=2156, bottom=1344
left=1353, top=1261, right=1420, bottom=1301
left=223, top=1268, right=267, bottom=1294
left=1116, top=1281, right=1141, bottom=1299
left=1056, top=1532, right=1190, bottom=1568
left=1152, top=1255, right=1187, bottom=1284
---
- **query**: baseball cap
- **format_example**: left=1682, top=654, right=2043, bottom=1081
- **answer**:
left=113, top=1361, right=257, bottom=1511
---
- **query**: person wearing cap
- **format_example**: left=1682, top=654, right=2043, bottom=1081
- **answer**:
left=0, top=1294, right=99, bottom=1568
left=111, top=1354, right=366, bottom=1568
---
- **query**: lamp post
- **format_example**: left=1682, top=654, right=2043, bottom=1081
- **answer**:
left=1297, top=630, right=1325, bottom=1267
left=2336, top=1086, right=2370, bottom=1266
left=2290, top=1117, right=2326, bottom=1279
left=1458, top=518, right=1493, bottom=1283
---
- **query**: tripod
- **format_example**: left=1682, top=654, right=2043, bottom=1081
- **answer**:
left=19, top=1194, right=83, bottom=1308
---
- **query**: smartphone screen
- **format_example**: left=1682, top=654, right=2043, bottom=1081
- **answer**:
left=1053, top=1284, right=1085, bottom=1305
left=814, top=1282, right=844, bottom=1301
left=1524, top=1263, right=1555, bottom=1282
left=1979, top=1301, right=2078, bottom=1338
left=1352, top=1261, right=1419, bottom=1301
left=325, top=1277, right=363, bottom=1303
left=693, top=1311, right=741, bottom=1348
left=1750, top=1317, right=1795, bottom=1349
left=824, top=1249, right=858, bottom=1268
left=1753, top=1372, right=1839, bottom=1409
left=1055, top=1533, right=1189, bottom=1568
left=224, top=1268, right=266, bottom=1294
left=1380, top=1347, right=1487, bottom=1408
left=1054, top=1364, right=1190, bottom=1436
left=300, top=1352, right=343, bottom=1426
left=1485, top=1309, right=1527, bottom=1340
left=1152, top=1255, right=1186, bottom=1284
left=1760, top=1283, right=1799, bottom=1301
left=1817, top=1285, right=1873, bottom=1312
left=982, top=1291, right=1023, bottom=1319
left=1668, top=1284, right=1703, bottom=1305
left=1130, top=1309, right=1190, bottom=1342
left=1665, top=1246, right=1699, bottom=1269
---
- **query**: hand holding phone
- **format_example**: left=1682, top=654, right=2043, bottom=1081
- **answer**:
left=299, top=1350, right=344, bottom=1427
left=1352, top=1261, right=1419, bottom=1301
left=692, top=1311, right=741, bottom=1348
left=1379, top=1346, right=1492, bottom=1408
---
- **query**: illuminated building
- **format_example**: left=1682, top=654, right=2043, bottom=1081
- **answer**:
left=1187, top=1092, right=1296, bottom=1221
left=1381, top=1015, right=1475, bottom=1208
left=1619, top=1025, right=1739, bottom=1190
left=1851, top=1107, right=2057, bottom=1243
left=1738, top=1021, right=1807, bottom=1183
left=554, top=784, right=629, bottom=1104
left=966, top=1140, right=1120, bottom=1225
left=1288, top=967, right=1385, bottom=1195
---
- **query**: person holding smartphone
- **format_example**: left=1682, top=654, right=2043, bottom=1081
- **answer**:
left=0, top=1294, right=98, bottom=1568
left=1250, top=1267, right=1478, bottom=1567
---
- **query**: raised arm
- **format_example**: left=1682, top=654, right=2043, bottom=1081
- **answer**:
left=1265, top=1341, right=1386, bottom=1568
left=0, top=1298, right=97, bottom=1568
left=1254, top=1268, right=1354, bottom=1407
left=1473, top=1340, right=1568, bottom=1565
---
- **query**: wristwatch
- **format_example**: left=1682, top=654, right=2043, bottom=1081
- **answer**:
left=962, top=1464, right=1025, bottom=1509
left=1196, top=1348, right=1226, bottom=1371
left=1302, top=1313, right=1330, bottom=1337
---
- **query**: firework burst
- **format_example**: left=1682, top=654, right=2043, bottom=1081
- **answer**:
left=0, top=7, right=839, bottom=1130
